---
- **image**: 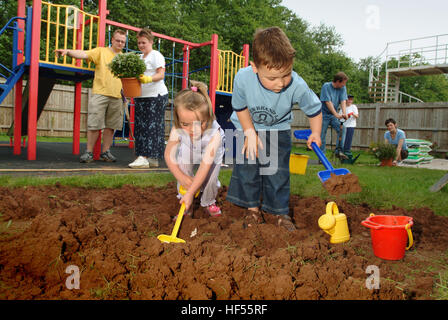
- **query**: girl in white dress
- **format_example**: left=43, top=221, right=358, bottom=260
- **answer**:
left=164, top=81, right=225, bottom=219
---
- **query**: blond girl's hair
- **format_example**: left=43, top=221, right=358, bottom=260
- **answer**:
left=173, top=80, right=215, bottom=130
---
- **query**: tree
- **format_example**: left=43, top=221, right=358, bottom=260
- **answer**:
left=311, top=23, right=344, bottom=55
left=1, top=0, right=446, bottom=102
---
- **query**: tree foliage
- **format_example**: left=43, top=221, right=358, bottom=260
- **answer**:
left=1, top=0, right=447, bottom=102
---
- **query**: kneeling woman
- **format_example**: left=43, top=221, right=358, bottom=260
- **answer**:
left=384, top=118, right=408, bottom=165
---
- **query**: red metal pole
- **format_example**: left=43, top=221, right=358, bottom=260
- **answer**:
left=14, top=0, right=26, bottom=155
left=13, top=80, right=23, bottom=155
left=13, top=83, right=23, bottom=155
left=209, top=34, right=219, bottom=113
left=182, top=45, right=190, bottom=90
left=92, top=0, right=108, bottom=159
left=72, top=3, right=84, bottom=155
left=105, top=19, right=210, bottom=49
left=98, top=0, right=107, bottom=47
left=73, top=83, right=82, bottom=154
left=243, top=44, right=250, bottom=67
left=27, top=0, right=42, bottom=160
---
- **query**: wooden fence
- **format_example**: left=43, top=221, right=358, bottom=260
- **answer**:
left=0, top=83, right=90, bottom=137
left=292, top=102, right=448, bottom=153
left=1, top=84, right=447, bottom=153
left=0, top=83, right=175, bottom=139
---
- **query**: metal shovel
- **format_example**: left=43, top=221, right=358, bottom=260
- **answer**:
left=294, top=129, right=351, bottom=183
left=157, top=185, right=200, bottom=244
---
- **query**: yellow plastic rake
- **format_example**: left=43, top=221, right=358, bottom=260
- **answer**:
left=157, top=186, right=200, bottom=244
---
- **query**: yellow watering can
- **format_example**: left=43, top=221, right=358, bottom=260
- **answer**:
left=318, top=202, right=350, bottom=244
left=157, top=185, right=200, bottom=244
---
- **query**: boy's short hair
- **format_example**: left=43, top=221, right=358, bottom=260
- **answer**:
left=333, top=72, right=348, bottom=83
left=252, top=26, right=295, bottom=70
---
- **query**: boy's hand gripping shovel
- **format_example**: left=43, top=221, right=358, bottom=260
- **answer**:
left=157, top=185, right=200, bottom=244
left=294, top=129, right=350, bottom=183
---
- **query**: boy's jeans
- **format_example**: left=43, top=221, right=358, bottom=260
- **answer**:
left=341, top=126, right=347, bottom=152
left=226, top=129, right=291, bottom=215
left=343, top=127, right=355, bottom=153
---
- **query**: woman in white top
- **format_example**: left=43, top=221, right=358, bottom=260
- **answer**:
left=129, top=28, right=168, bottom=168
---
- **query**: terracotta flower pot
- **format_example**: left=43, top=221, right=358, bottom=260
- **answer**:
left=121, top=77, right=141, bottom=98
left=380, top=158, right=394, bottom=166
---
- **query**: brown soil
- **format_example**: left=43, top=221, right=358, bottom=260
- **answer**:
left=0, top=182, right=447, bottom=300
left=323, top=173, right=362, bottom=196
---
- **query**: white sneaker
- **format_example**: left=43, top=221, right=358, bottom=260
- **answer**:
left=129, top=156, right=149, bottom=168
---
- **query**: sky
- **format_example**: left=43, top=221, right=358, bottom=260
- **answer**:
left=281, top=0, right=448, bottom=63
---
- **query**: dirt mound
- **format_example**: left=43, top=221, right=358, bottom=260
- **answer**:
left=323, top=173, right=362, bottom=196
left=0, top=183, right=447, bottom=300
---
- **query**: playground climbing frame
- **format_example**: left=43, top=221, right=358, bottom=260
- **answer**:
left=1, top=0, right=248, bottom=161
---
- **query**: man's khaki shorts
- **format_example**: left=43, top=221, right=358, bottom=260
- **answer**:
left=87, top=94, right=124, bottom=130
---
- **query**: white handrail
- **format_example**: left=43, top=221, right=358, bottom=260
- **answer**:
left=385, top=34, right=448, bottom=67
left=368, top=34, right=446, bottom=103
left=390, top=88, right=424, bottom=103
left=386, top=33, right=448, bottom=46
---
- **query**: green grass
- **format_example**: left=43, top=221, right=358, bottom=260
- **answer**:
left=221, top=164, right=447, bottom=216
left=435, top=269, right=448, bottom=299
left=289, top=145, right=447, bottom=215
left=291, top=145, right=378, bottom=165
left=295, top=165, right=447, bottom=216
left=0, top=172, right=175, bottom=189
left=0, top=161, right=446, bottom=216
left=0, top=134, right=130, bottom=144
left=0, top=134, right=85, bottom=143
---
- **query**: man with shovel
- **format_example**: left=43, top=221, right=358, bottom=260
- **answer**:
left=319, top=72, right=349, bottom=160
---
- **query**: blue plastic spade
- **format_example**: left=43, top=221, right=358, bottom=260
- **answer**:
left=294, top=129, right=350, bottom=183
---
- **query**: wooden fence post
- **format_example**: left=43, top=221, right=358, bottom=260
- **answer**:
left=374, top=104, right=381, bottom=142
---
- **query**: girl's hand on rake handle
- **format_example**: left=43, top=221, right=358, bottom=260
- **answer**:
left=180, top=193, right=194, bottom=212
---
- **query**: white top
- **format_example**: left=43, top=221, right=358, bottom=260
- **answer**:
left=339, top=104, right=358, bottom=128
left=175, top=120, right=225, bottom=165
left=139, top=50, right=168, bottom=98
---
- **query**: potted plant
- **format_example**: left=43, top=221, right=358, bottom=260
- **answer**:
left=370, top=142, right=397, bottom=166
left=108, top=52, right=146, bottom=98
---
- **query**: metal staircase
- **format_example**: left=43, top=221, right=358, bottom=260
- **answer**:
left=368, top=34, right=448, bottom=103
left=368, top=72, right=423, bottom=103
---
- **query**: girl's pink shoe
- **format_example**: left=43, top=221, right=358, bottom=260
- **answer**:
left=206, top=204, right=222, bottom=217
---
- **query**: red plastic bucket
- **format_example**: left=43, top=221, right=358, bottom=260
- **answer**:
left=361, top=214, right=414, bottom=260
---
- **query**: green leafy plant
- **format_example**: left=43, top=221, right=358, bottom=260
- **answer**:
left=108, top=52, right=146, bottom=79
left=369, top=142, right=397, bottom=160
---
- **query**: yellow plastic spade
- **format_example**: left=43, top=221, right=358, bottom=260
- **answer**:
left=157, top=185, right=200, bottom=244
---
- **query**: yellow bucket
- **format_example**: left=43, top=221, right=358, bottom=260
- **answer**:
left=289, top=153, right=309, bottom=175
